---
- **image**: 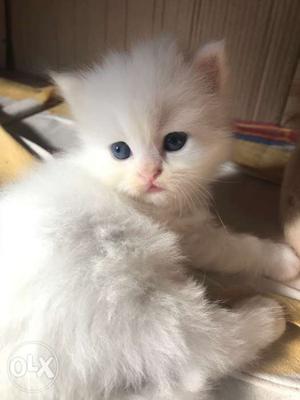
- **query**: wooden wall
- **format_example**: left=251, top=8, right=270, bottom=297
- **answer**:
left=0, top=0, right=5, bottom=68
left=282, top=59, right=300, bottom=129
left=5, top=0, right=300, bottom=123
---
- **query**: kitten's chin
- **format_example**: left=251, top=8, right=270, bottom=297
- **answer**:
left=143, top=192, right=169, bottom=206
left=124, top=187, right=171, bottom=208
left=142, top=191, right=183, bottom=210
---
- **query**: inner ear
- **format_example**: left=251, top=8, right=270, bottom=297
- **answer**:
left=193, top=40, right=227, bottom=95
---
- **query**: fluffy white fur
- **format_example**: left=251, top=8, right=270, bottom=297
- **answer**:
left=0, top=38, right=298, bottom=399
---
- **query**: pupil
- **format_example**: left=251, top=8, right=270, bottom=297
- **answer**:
left=163, top=131, right=187, bottom=152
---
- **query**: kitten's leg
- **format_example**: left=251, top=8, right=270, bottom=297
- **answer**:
left=156, top=296, right=284, bottom=400
left=185, top=223, right=300, bottom=281
left=222, top=295, right=285, bottom=366
left=191, top=295, right=285, bottom=383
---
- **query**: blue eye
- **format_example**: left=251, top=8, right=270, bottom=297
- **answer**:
left=110, top=141, right=131, bottom=160
left=163, top=132, right=188, bottom=152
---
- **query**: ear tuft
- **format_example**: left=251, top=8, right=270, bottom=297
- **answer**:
left=194, top=40, right=228, bottom=95
left=49, top=71, right=85, bottom=119
left=50, top=71, right=83, bottom=101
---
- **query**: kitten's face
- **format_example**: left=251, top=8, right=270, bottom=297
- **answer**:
left=54, top=39, right=231, bottom=210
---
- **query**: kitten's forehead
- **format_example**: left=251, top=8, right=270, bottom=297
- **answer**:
left=63, top=37, right=227, bottom=148
left=82, top=40, right=200, bottom=138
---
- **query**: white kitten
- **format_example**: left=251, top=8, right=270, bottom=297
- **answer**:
left=0, top=38, right=296, bottom=399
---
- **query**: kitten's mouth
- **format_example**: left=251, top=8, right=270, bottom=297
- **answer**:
left=146, top=184, right=164, bottom=193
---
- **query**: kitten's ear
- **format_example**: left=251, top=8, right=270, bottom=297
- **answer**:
left=50, top=71, right=84, bottom=114
left=194, top=40, right=228, bottom=95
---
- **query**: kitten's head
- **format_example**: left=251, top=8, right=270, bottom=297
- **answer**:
left=53, top=38, right=231, bottom=211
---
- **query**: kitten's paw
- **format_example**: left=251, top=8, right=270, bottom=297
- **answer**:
left=236, top=295, right=286, bottom=346
left=265, top=244, right=300, bottom=282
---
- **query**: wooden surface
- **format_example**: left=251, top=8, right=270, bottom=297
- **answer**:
left=7, top=0, right=300, bottom=123
left=0, top=126, right=35, bottom=184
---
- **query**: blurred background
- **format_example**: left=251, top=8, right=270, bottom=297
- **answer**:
left=0, top=0, right=299, bottom=126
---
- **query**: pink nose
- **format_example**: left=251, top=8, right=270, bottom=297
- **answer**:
left=138, top=167, right=162, bottom=183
